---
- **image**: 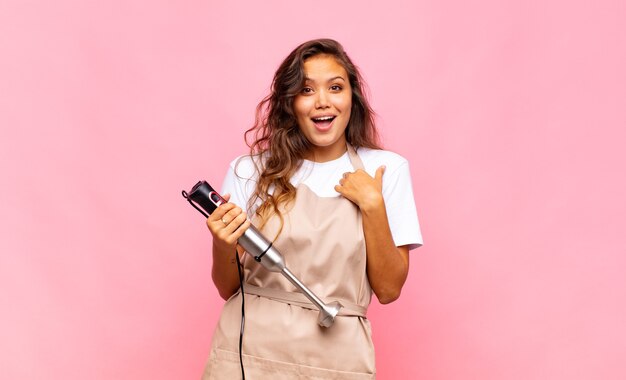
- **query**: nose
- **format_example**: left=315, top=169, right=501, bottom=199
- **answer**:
left=315, top=90, right=330, bottom=109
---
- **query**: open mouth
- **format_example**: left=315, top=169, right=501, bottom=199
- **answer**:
left=311, top=116, right=336, bottom=130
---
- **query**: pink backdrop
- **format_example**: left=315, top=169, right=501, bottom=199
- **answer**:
left=1, top=0, right=625, bottom=379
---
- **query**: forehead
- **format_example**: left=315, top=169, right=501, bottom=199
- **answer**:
left=303, top=54, right=348, bottom=81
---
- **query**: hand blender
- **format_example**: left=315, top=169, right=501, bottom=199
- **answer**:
left=182, top=180, right=343, bottom=327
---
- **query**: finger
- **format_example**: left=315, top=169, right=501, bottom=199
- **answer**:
left=222, top=212, right=248, bottom=235
left=210, top=193, right=232, bottom=220
left=221, top=206, right=244, bottom=225
left=208, top=202, right=237, bottom=224
left=231, top=219, right=251, bottom=240
left=375, top=165, right=386, bottom=183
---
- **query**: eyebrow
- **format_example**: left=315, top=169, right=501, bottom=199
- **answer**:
left=304, top=76, right=346, bottom=82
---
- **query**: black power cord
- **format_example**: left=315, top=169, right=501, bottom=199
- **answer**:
left=235, top=249, right=246, bottom=380
left=183, top=191, right=246, bottom=378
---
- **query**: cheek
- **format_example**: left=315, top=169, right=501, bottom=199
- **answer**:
left=293, top=97, right=312, bottom=120
left=339, top=100, right=353, bottom=119
left=338, top=93, right=352, bottom=112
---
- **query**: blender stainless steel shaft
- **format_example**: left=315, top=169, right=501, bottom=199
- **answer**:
left=238, top=223, right=342, bottom=328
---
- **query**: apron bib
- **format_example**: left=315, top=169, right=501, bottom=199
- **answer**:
left=203, top=146, right=376, bottom=379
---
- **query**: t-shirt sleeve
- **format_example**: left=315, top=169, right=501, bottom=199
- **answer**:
left=382, top=160, right=423, bottom=251
left=220, top=157, right=258, bottom=214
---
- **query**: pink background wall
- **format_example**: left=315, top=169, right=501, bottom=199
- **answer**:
left=1, top=0, right=625, bottom=379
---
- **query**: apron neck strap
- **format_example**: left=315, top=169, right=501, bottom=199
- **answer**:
left=346, top=144, right=365, bottom=171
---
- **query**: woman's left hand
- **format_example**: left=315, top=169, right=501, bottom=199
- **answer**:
left=335, top=165, right=386, bottom=210
left=336, top=164, right=409, bottom=304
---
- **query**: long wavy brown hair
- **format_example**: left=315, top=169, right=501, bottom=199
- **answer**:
left=244, top=38, right=381, bottom=233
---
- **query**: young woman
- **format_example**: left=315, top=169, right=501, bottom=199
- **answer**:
left=203, top=39, right=422, bottom=379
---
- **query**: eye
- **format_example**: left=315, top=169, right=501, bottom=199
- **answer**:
left=330, top=85, right=342, bottom=91
left=301, top=87, right=313, bottom=94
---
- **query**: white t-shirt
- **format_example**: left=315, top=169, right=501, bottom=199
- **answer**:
left=221, top=147, right=423, bottom=251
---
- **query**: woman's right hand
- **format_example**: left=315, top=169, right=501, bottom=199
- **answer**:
left=207, top=193, right=251, bottom=299
left=206, top=193, right=251, bottom=251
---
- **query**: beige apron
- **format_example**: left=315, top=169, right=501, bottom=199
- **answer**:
left=203, top=146, right=375, bottom=379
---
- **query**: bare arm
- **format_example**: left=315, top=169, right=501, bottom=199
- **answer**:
left=205, top=194, right=251, bottom=300
left=335, top=166, right=410, bottom=304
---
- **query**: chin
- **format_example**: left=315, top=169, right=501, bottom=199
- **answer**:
left=310, top=136, right=340, bottom=148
